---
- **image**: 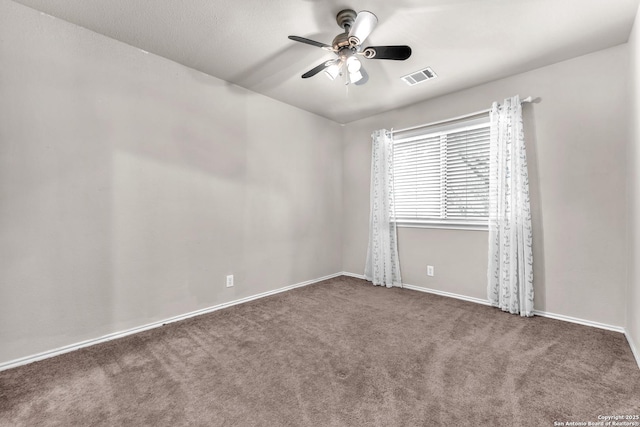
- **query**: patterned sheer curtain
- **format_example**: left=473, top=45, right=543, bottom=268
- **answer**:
left=487, top=95, right=534, bottom=316
left=364, top=129, right=402, bottom=288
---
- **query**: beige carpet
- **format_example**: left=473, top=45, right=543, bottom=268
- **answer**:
left=1, top=276, right=639, bottom=426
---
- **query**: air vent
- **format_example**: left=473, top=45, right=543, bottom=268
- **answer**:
left=401, top=67, right=437, bottom=86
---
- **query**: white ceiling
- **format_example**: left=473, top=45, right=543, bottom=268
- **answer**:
left=11, top=0, right=640, bottom=123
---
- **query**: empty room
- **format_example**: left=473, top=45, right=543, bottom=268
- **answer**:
left=1, top=0, right=640, bottom=425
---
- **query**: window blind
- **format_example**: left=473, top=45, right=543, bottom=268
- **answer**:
left=392, top=118, right=490, bottom=228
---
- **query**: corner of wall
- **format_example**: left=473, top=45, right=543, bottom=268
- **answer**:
left=337, top=123, right=346, bottom=274
left=626, top=3, right=640, bottom=369
left=339, top=122, right=350, bottom=274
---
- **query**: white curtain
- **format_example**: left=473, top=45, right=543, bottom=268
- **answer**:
left=364, top=129, right=402, bottom=288
left=487, top=95, right=534, bottom=316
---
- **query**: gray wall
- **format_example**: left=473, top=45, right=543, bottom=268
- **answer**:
left=343, top=44, right=629, bottom=327
left=0, top=1, right=342, bottom=364
left=1, top=0, right=637, bottom=367
left=628, top=5, right=640, bottom=360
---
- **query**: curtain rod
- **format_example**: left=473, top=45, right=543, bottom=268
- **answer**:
left=391, top=96, right=533, bottom=135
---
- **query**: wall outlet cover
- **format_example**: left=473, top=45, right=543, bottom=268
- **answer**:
left=226, top=275, right=234, bottom=287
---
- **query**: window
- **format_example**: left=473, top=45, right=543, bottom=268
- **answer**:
left=392, top=116, right=490, bottom=230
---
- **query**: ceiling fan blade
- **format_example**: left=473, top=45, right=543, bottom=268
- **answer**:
left=348, top=11, right=378, bottom=46
left=301, top=61, right=332, bottom=79
left=288, top=35, right=332, bottom=50
left=363, top=45, right=412, bottom=60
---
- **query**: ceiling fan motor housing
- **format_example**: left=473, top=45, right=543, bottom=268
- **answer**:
left=332, top=33, right=351, bottom=50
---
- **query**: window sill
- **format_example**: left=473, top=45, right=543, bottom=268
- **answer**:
left=392, top=220, right=488, bottom=231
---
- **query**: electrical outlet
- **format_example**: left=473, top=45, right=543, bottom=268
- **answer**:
left=226, top=274, right=234, bottom=287
left=427, top=265, right=434, bottom=277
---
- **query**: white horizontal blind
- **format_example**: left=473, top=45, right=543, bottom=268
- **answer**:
left=392, top=117, right=490, bottom=228
left=393, top=134, right=441, bottom=219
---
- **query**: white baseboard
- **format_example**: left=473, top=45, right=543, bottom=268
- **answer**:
left=402, top=282, right=493, bottom=307
left=0, top=272, right=342, bottom=372
left=532, top=309, right=625, bottom=333
left=342, top=273, right=490, bottom=306
left=341, top=271, right=365, bottom=280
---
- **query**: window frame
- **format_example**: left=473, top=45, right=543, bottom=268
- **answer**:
left=391, top=116, right=491, bottom=231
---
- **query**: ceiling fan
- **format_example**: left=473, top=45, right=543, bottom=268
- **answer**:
left=289, top=9, right=412, bottom=85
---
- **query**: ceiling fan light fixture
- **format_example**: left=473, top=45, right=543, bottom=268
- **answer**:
left=324, top=62, right=341, bottom=81
left=349, top=70, right=363, bottom=84
left=346, top=56, right=362, bottom=73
